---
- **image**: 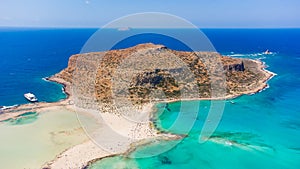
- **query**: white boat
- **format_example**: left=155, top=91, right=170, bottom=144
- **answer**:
left=24, top=93, right=38, bottom=102
left=264, top=49, right=272, bottom=55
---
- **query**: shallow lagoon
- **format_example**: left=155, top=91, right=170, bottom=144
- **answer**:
left=0, top=107, right=95, bottom=169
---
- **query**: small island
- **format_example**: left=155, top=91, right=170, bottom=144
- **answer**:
left=53, top=43, right=273, bottom=107
left=0, top=43, right=274, bottom=168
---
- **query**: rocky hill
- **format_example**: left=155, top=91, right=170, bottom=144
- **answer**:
left=51, top=43, right=272, bottom=111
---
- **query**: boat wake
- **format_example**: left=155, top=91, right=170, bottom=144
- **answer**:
left=225, top=51, right=277, bottom=61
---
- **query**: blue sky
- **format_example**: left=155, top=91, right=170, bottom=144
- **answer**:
left=0, top=0, right=299, bottom=28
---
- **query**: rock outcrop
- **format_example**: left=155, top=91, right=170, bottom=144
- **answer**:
left=52, top=43, right=272, bottom=111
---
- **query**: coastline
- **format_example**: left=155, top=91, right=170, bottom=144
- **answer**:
left=0, top=57, right=275, bottom=169
left=41, top=101, right=181, bottom=169
left=0, top=77, right=72, bottom=122
left=143, top=58, right=276, bottom=105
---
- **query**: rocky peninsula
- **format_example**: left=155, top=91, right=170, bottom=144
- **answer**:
left=0, top=43, right=274, bottom=169
left=53, top=43, right=273, bottom=107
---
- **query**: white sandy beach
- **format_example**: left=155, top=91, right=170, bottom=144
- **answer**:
left=42, top=102, right=181, bottom=169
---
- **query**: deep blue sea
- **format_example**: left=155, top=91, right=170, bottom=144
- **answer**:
left=0, top=28, right=96, bottom=105
left=1, top=28, right=300, bottom=169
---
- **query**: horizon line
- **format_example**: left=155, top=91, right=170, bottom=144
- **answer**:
left=1, top=26, right=300, bottom=29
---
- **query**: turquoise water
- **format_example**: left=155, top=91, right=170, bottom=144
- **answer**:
left=1, top=28, right=300, bottom=168
left=90, top=78, right=300, bottom=169
left=3, top=112, right=39, bottom=125
left=88, top=29, right=300, bottom=169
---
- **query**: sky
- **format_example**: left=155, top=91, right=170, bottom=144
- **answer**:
left=0, top=0, right=299, bottom=28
